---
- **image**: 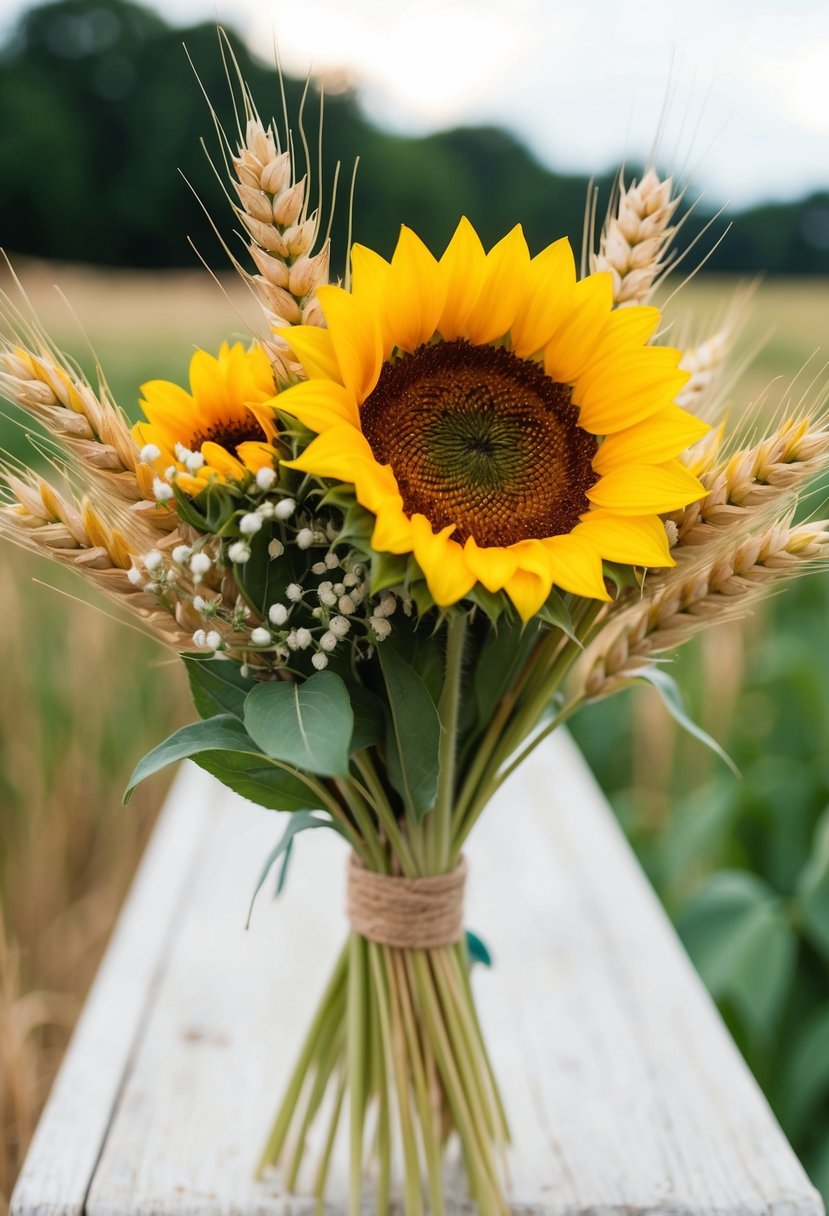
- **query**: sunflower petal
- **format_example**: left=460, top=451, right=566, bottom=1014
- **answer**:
left=284, top=424, right=376, bottom=482
left=372, top=502, right=415, bottom=554
left=504, top=568, right=550, bottom=621
left=385, top=226, right=445, bottom=353
left=350, top=245, right=395, bottom=356
left=437, top=217, right=487, bottom=340
left=316, top=285, right=383, bottom=401
left=276, top=379, right=360, bottom=432
left=281, top=326, right=344, bottom=383
left=200, top=442, right=245, bottom=479
left=589, top=305, right=661, bottom=363
left=592, top=405, right=711, bottom=473
left=543, top=532, right=611, bottom=600
left=465, top=225, right=531, bottom=345
left=577, top=512, right=674, bottom=567
left=587, top=460, right=706, bottom=515
left=510, top=237, right=576, bottom=358
left=411, top=514, right=476, bottom=606
left=543, top=272, right=614, bottom=383
left=462, top=536, right=519, bottom=592
left=576, top=357, right=691, bottom=435
left=236, top=441, right=278, bottom=474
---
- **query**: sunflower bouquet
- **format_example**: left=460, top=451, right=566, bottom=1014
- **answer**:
left=2, top=90, right=829, bottom=1216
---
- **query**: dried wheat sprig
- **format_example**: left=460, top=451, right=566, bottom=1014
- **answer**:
left=0, top=473, right=192, bottom=648
left=578, top=516, right=829, bottom=699
left=232, top=114, right=330, bottom=381
left=670, top=416, right=829, bottom=549
left=591, top=168, right=680, bottom=306
left=0, top=343, right=175, bottom=531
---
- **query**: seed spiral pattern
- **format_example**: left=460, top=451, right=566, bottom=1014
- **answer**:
left=360, top=340, right=598, bottom=547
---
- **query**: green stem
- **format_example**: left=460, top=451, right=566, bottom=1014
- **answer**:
left=353, top=752, right=418, bottom=876
left=431, top=611, right=467, bottom=871
left=347, top=934, right=368, bottom=1216
left=337, top=777, right=387, bottom=872
left=313, top=1070, right=346, bottom=1215
left=257, top=944, right=348, bottom=1174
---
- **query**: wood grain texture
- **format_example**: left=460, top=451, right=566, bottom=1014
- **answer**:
left=12, top=733, right=824, bottom=1216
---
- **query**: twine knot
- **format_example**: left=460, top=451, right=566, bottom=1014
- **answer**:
left=346, top=853, right=468, bottom=949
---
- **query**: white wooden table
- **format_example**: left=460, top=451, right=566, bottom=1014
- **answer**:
left=11, top=732, right=823, bottom=1216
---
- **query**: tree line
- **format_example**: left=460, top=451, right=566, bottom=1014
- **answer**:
left=1, top=0, right=827, bottom=276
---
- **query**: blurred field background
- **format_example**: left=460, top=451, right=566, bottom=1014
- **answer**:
left=2, top=0, right=829, bottom=1211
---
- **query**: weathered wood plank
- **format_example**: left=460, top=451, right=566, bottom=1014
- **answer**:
left=13, top=733, right=824, bottom=1216
left=9, top=764, right=222, bottom=1216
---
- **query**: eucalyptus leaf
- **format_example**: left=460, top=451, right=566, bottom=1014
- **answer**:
left=344, top=680, right=386, bottom=754
left=193, top=750, right=317, bottom=813
left=378, top=642, right=441, bottom=819
left=678, top=870, right=797, bottom=1036
left=634, top=665, right=739, bottom=776
left=125, top=715, right=264, bottom=801
left=246, top=811, right=344, bottom=926
left=244, top=671, right=353, bottom=777
left=183, top=653, right=255, bottom=721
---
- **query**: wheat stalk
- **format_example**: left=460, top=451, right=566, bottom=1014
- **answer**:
left=232, top=115, right=330, bottom=381
left=577, top=517, right=829, bottom=699
left=0, top=343, right=175, bottom=530
left=0, top=473, right=192, bottom=648
left=670, top=416, right=829, bottom=549
left=591, top=168, right=679, bottom=307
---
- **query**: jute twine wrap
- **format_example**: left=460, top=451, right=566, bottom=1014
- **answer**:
left=346, top=853, right=468, bottom=949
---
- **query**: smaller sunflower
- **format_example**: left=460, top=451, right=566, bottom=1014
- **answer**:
left=133, top=342, right=279, bottom=496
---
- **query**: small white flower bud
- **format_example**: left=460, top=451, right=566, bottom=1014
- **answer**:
left=164, top=466, right=177, bottom=480
left=311, top=651, right=329, bottom=670
left=185, top=451, right=205, bottom=472
left=329, top=615, right=350, bottom=638
left=268, top=538, right=285, bottom=558
left=286, top=629, right=299, bottom=651
left=206, top=630, right=222, bottom=650
left=343, top=571, right=360, bottom=588
left=257, top=501, right=275, bottom=520
left=338, top=595, right=356, bottom=614
left=174, top=442, right=192, bottom=462
left=371, top=616, right=392, bottom=640
left=376, top=593, right=397, bottom=618
left=320, top=631, right=338, bottom=652
left=333, top=583, right=345, bottom=595
left=239, top=512, right=263, bottom=536
left=296, top=528, right=314, bottom=549
left=192, top=629, right=207, bottom=648
left=286, top=583, right=303, bottom=602
left=193, top=595, right=208, bottom=614
left=319, top=589, right=338, bottom=607
left=664, top=520, right=679, bottom=547
left=140, top=443, right=161, bottom=463
left=274, top=498, right=295, bottom=520
left=311, top=607, right=323, bottom=618
left=251, top=627, right=272, bottom=645
left=324, top=552, right=340, bottom=569
left=295, top=627, right=313, bottom=649
left=172, top=544, right=191, bottom=565
left=228, top=541, right=251, bottom=564
left=190, top=552, right=212, bottom=577
left=256, top=466, right=277, bottom=491
left=127, top=565, right=144, bottom=586
left=153, top=477, right=174, bottom=502
left=144, top=549, right=163, bottom=572
left=311, top=562, right=327, bottom=575
left=268, top=603, right=289, bottom=626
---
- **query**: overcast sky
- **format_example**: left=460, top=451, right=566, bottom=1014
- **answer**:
left=2, top=0, right=828, bottom=206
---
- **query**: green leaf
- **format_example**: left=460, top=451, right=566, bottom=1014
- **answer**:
left=678, top=870, right=797, bottom=1036
left=377, top=643, right=441, bottom=819
left=777, top=1005, right=829, bottom=1138
left=125, top=715, right=264, bottom=801
left=635, top=665, right=739, bottom=776
left=465, top=929, right=493, bottom=968
left=344, top=680, right=386, bottom=754
left=370, top=552, right=410, bottom=594
left=537, top=589, right=580, bottom=644
left=795, top=806, right=829, bottom=963
left=183, top=654, right=255, bottom=720
left=244, top=671, right=354, bottom=777
left=193, top=749, right=317, bottom=813
left=474, top=618, right=540, bottom=729
left=246, top=811, right=344, bottom=926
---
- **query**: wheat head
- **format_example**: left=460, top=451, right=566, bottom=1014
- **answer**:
left=591, top=169, right=679, bottom=307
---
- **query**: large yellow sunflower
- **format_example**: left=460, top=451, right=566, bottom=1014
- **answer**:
left=278, top=220, right=708, bottom=619
left=133, top=342, right=279, bottom=496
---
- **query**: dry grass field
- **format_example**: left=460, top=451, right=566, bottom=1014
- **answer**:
left=0, top=263, right=827, bottom=1210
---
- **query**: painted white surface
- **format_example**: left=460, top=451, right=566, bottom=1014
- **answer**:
left=12, top=733, right=824, bottom=1216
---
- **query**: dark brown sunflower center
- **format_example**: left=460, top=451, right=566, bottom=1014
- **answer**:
left=360, top=340, right=598, bottom=547
left=190, top=413, right=267, bottom=453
